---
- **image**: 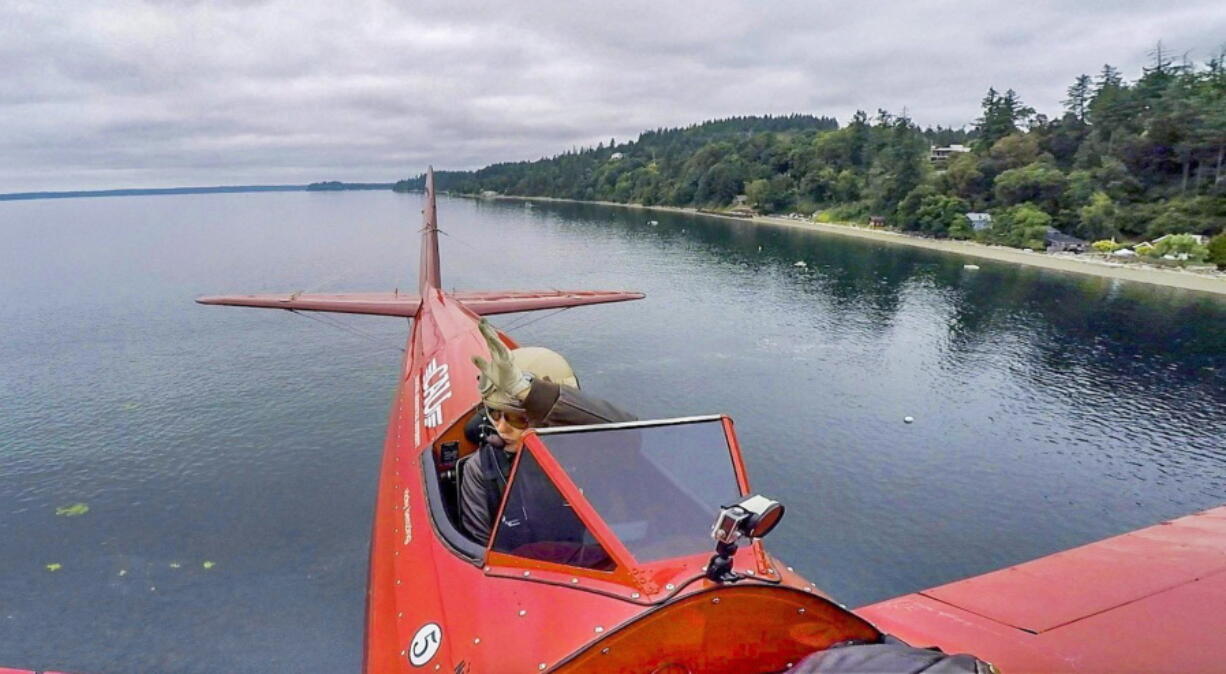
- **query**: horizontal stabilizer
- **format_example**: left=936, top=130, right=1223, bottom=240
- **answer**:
left=196, top=289, right=643, bottom=318
left=196, top=292, right=421, bottom=317
left=453, top=289, right=645, bottom=315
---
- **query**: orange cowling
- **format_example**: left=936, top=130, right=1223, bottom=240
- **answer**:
left=551, top=585, right=881, bottom=674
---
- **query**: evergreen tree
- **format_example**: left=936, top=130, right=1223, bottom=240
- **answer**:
left=975, top=88, right=1034, bottom=151
left=1064, top=74, right=1093, bottom=121
left=871, top=115, right=928, bottom=219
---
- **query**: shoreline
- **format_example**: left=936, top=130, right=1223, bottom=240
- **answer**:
left=479, top=194, right=1226, bottom=297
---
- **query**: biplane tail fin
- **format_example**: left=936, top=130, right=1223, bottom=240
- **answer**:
left=419, top=166, right=441, bottom=293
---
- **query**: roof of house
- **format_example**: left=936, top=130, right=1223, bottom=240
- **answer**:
left=1044, top=227, right=1087, bottom=245
left=1150, top=233, right=1206, bottom=245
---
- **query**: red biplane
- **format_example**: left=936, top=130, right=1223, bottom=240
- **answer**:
left=9, top=168, right=1225, bottom=674
left=197, top=169, right=881, bottom=672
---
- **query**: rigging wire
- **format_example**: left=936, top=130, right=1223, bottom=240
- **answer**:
left=436, top=226, right=574, bottom=332
left=282, top=220, right=574, bottom=347
left=437, top=228, right=561, bottom=291
left=500, top=306, right=574, bottom=332
left=288, top=309, right=406, bottom=354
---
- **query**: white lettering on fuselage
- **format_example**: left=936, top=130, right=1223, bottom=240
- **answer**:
left=412, top=373, right=421, bottom=447
left=421, top=358, right=452, bottom=429
left=402, top=487, right=412, bottom=545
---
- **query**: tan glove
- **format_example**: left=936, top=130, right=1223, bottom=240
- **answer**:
left=472, top=318, right=532, bottom=410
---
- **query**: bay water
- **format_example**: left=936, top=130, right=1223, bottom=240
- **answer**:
left=2, top=192, right=1223, bottom=672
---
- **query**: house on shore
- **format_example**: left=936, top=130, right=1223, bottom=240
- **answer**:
left=929, top=144, right=970, bottom=163
left=966, top=212, right=992, bottom=232
left=1045, top=227, right=1089, bottom=253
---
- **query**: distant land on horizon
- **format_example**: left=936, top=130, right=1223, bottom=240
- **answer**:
left=0, top=181, right=396, bottom=202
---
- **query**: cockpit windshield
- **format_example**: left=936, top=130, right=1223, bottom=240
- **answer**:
left=540, top=418, right=744, bottom=563
left=491, top=449, right=615, bottom=571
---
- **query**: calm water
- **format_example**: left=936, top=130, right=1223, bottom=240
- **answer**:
left=2, top=192, right=1224, bottom=672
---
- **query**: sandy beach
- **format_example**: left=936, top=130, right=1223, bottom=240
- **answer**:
left=488, top=195, right=1226, bottom=297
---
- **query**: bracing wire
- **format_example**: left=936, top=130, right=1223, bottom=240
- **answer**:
left=284, top=219, right=572, bottom=344
left=500, top=306, right=574, bottom=332
left=435, top=226, right=574, bottom=333
left=288, top=309, right=406, bottom=353
left=436, top=229, right=573, bottom=333
left=437, top=228, right=555, bottom=286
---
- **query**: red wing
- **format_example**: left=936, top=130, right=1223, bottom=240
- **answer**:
left=195, top=292, right=421, bottom=317
left=453, top=290, right=645, bottom=316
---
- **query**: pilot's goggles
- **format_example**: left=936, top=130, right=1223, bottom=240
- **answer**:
left=486, top=407, right=531, bottom=430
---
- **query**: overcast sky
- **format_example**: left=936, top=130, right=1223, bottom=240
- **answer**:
left=3, top=1, right=1223, bottom=192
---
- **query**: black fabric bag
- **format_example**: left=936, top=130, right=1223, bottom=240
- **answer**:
left=792, top=636, right=997, bottom=674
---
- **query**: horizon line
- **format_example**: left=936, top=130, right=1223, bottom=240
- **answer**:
left=0, top=181, right=398, bottom=202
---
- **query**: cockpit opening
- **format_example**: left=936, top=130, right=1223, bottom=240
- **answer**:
left=426, top=413, right=754, bottom=577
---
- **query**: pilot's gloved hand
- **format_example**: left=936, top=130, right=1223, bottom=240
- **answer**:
left=472, top=318, right=532, bottom=410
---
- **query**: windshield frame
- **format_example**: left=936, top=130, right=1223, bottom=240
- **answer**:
left=482, top=415, right=753, bottom=591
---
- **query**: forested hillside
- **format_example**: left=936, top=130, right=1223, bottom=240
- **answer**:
left=397, top=47, right=1226, bottom=251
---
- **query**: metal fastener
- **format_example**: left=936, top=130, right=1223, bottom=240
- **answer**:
left=570, top=578, right=579, bottom=584
left=523, top=571, right=531, bottom=577
left=712, top=597, right=720, bottom=604
left=474, top=638, right=481, bottom=644
left=797, top=608, right=806, bottom=615
left=630, top=592, right=640, bottom=599
left=518, top=609, right=527, bottom=617
left=594, top=626, right=604, bottom=633
left=601, top=648, right=610, bottom=655
left=538, top=664, right=546, bottom=670
left=665, top=583, right=675, bottom=590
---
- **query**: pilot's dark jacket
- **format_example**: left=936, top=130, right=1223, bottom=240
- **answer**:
left=459, top=379, right=636, bottom=543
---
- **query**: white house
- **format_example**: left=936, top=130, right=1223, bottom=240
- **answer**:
left=966, top=212, right=992, bottom=231
left=930, top=144, right=971, bottom=162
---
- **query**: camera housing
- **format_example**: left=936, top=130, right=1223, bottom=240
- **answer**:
left=706, top=494, right=785, bottom=583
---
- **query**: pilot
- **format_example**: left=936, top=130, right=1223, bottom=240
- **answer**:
left=459, top=319, right=635, bottom=543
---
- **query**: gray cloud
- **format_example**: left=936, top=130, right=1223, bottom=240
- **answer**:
left=1, top=0, right=1223, bottom=191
